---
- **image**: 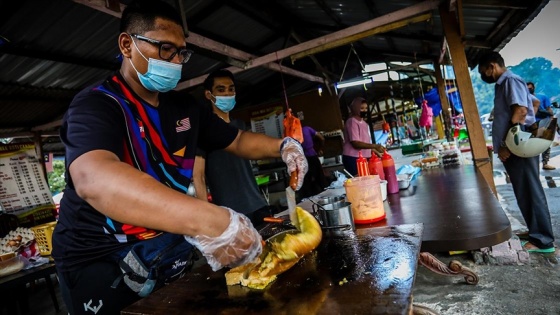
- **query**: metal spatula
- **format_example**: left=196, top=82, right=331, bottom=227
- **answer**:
left=286, top=171, right=299, bottom=229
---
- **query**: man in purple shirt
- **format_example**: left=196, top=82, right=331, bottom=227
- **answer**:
left=299, top=125, right=328, bottom=199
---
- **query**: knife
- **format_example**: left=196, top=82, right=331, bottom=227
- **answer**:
left=286, top=171, right=299, bottom=229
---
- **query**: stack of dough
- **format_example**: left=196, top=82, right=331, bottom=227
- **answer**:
left=225, top=206, right=322, bottom=289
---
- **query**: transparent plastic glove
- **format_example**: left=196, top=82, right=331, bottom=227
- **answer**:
left=184, top=207, right=262, bottom=271
left=280, top=137, right=308, bottom=190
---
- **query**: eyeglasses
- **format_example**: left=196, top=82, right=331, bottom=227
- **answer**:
left=130, top=34, right=193, bottom=64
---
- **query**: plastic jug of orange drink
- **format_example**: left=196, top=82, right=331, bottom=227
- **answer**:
left=344, top=175, right=385, bottom=224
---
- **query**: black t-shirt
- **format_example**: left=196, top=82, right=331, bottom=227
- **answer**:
left=53, top=73, right=238, bottom=271
left=200, top=119, right=267, bottom=214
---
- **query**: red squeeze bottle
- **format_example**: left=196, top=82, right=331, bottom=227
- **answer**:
left=368, top=154, right=385, bottom=180
left=382, top=151, right=399, bottom=194
left=356, top=151, right=370, bottom=177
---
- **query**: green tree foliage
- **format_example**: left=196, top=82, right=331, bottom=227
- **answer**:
left=47, top=159, right=66, bottom=195
left=471, top=57, right=560, bottom=116
left=469, top=68, right=495, bottom=116
left=511, top=57, right=560, bottom=102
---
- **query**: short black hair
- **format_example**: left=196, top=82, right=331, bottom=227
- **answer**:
left=203, top=69, right=236, bottom=91
left=527, top=82, right=535, bottom=88
left=477, top=51, right=505, bottom=68
left=120, top=0, right=183, bottom=35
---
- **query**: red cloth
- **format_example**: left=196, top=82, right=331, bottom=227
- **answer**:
left=419, top=100, right=433, bottom=127
left=19, top=240, right=40, bottom=259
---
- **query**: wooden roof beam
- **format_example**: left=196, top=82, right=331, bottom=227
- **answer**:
left=243, top=0, right=440, bottom=69
left=73, top=0, right=325, bottom=89
left=364, top=60, right=433, bottom=76
left=289, top=13, right=433, bottom=63
left=462, top=0, right=527, bottom=10
left=175, top=33, right=325, bottom=90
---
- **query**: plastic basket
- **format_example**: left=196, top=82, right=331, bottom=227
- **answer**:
left=255, top=175, right=270, bottom=186
left=31, top=221, right=57, bottom=256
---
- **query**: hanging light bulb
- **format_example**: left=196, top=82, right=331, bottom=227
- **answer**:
left=318, top=85, right=323, bottom=96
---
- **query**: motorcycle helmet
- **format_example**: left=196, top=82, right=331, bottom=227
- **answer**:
left=505, top=117, right=557, bottom=158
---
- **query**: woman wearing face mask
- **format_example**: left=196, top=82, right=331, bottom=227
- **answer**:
left=342, top=97, right=386, bottom=176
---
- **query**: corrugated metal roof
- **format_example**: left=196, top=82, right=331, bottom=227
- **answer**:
left=0, top=0, right=550, bottom=154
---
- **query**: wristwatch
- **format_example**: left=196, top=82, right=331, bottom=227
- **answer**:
left=500, top=141, right=507, bottom=148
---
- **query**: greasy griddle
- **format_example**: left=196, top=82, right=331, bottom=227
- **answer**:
left=121, top=224, right=423, bottom=315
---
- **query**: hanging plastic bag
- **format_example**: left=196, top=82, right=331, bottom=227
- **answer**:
left=283, top=108, right=304, bottom=143
left=327, top=170, right=348, bottom=189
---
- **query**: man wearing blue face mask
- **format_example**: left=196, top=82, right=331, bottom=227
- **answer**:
left=193, top=69, right=276, bottom=229
left=52, top=1, right=308, bottom=314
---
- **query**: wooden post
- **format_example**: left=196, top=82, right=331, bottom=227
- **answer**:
left=435, top=116, right=444, bottom=139
left=439, top=4, right=496, bottom=195
left=33, top=132, right=48, bottom=183
left=433, top=60, right=454, bottom=142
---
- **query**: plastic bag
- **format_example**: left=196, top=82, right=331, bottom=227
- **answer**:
left=327, top=171, right=349, bottom=189
left=283, top=109, right=304, bottom=143
left=396, top=165, right=422, bottom=181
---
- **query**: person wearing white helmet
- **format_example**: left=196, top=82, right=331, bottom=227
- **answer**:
left=478, top=51, right=555, bottom=254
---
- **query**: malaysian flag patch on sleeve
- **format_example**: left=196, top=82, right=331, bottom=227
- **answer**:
left=176, top=117, right=191, bottom=132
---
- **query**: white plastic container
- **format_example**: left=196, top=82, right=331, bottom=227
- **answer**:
left=379, top=180, right=388, bottom=201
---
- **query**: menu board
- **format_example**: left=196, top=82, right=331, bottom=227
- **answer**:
left=250, top=106, right=285, bottom=139
left=0, top=144, right=54, bottom=217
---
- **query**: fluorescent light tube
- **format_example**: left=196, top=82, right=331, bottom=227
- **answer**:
left=335, top=77, right=373, bottom=89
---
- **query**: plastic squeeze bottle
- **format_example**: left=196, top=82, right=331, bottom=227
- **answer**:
left=356, top=151, right=370, bottom=177
left=368, top=154, right=385, bottom=180
left=382, top=151, right=399, bottom=194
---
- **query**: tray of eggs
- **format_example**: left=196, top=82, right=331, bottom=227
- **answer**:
left=0, top=228, right=35, bottom=277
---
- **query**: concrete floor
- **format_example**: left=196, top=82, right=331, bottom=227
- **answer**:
left=8, top=145, right=560, bottom=315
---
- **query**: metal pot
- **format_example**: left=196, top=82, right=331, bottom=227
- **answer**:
left=315, top=195, right=345, bottom=206
left=312, top=201, right=355, bottom=231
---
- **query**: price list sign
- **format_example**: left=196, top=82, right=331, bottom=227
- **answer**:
left=250, top=106, right=285, bottom=139
left=0, top=145, right=54, bottom=215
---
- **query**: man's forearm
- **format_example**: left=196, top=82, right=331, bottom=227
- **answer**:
left=350, top=140, right=382, bottom=150
left=70, top=150, right=230, bottom=237
left=226, top=130, right=282, bottom=159
left=192, top=177, right=208, bottom=201
left=510, top=104, right=528, bottom=124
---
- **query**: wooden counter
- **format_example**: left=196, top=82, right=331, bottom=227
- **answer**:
left=298, top=165, right=512, bottom=253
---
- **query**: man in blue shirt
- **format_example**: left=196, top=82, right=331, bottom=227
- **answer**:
left=478, top=52, right=555, bottom=254
left=527, top=82, right=555, bottom=170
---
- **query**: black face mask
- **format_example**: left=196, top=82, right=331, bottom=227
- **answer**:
left=480, top=66, right=496, bottom=84
left=528, top=88, right=535, bottom=94
left=480, top=73, right=496, bottom=84
left=360, top=111, right=368, bottom=118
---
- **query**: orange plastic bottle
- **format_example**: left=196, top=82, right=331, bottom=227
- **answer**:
left=381, top=151, right=399, bottom=194
left=368, top=154, right=385, bottom=180
left=356, top=151, right=369, bottom=177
